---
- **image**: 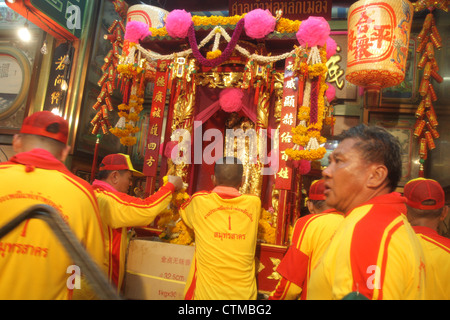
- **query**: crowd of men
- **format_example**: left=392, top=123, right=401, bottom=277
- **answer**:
left=0, top=111, right=448, bottom=300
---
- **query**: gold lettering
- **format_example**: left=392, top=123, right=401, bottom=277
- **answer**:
left=152, top=107, right=162, bottom=118
left=51, top=92, right=61, bottom=105
left=326, top=47, right=345, bottom=89
left=150, top=124, right=158, bottom=136
left=55, top=56, right=67, bottom=71
left=281, top=132, right=292, bottom=143
left=153, top=91, right=164, bottom=103
left=277, top=167, right=289, bottom=179
left=156, top=76, right=165, bottom=87
left=146, top=156, right=156, bottom=167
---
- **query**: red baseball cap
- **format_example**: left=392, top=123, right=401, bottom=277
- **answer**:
left=404, top=178, right=445, bottom=210
left=100, top=153, right=144, bottom=177
left=20, top=111, right=69, bottom=144
left=309, top=179, right=326, bottom=201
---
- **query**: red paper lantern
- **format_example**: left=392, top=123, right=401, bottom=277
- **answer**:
left=346, top=0, right=414, bottom=107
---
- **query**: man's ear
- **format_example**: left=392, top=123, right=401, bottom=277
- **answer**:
left=59, top=145, right=71, bottom=162
left=440, top=206, right=448, bottom=222
left=307, top=200, right=316, bottom=214
left=110, top=170, right=120, bottom=184
left=366, top=164, right=389, bottom=189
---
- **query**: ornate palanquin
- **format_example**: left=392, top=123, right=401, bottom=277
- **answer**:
left=101, top=6, right=335, bottom=296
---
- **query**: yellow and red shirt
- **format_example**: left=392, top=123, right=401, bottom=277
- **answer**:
left=92, top=179, right=174, bottom=292
left=413, top=226, right=450, bottom=300
left=307, top=193, right=426, bottom=300
left=0, top=149, right=105, bottom=300
left=179, top=186, right=261, bottom=300
left=270, top=209, right=344, bottom=300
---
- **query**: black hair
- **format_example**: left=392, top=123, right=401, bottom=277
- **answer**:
left=309, top=199, right=327, bottom=211
left=337, top=124, right=402, bottom=191
left=214, top=157, right=244, bottom=188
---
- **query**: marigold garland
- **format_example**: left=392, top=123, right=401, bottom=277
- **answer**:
left=157, top=176, right=194, bottom=246
left=206, top=49, right=222, bottom=60
left=149, top=14, right=302, bottom=38
left=109, top=90, right=144, bottom=146
left=285, top=46, right=328, bottom=161
left=258, top=208, right=276, bottom=244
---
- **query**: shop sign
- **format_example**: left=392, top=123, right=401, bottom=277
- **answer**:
left=229, top=0, right=332, bottom=21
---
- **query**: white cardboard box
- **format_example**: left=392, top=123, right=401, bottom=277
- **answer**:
left=123, top=239, right=194, bottom=300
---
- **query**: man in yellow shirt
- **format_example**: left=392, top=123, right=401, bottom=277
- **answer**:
left=404, top=178, right=450, bottom=299
left=0, top=111, right=105, bottom=299
left=308, top=124, right=426, bottom=300
left=269, top=179, right=343, bottom=300
left=179, top=157, right=261, bottom=300
left=92, top=153, right=183, bottom=293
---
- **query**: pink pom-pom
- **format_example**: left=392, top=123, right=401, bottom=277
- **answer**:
left=219, top=88, right=244, bottom=113
left=125, top=21, right=151, bottom=43
left=165, top=9, right=192, bottom=38
left=293, top=159, right=311, bottom=175
left=325, top=83, right=336, bottom=102
left=244, top=9, right=276, bottom=39
left=296, top=16, right=330, bottom=47
left=164, top=141, right=178, bottom=159
left=326, top=37, right=337, bottom=59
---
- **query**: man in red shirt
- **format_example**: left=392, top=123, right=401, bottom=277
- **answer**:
left=308, top=124, right=426, bottom=300
left=269, top=179, right=343, bottom=300
left=404, top=178, right=450, bottom=299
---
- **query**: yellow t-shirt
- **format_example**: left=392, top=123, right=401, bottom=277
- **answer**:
left=270, top=210, right=344, bottom=300
left=413, top=226, right=450, bottom=300
left=0, top=149, right=105, bottom=300
left=307, top=193, right=426, bottom=300
left=92, top=180, right=174, bottom=292
left=179, top=186, right=261, bottom=300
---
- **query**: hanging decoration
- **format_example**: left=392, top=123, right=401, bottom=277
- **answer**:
left=411, top=2, right=447, bottom=176
left=244, top=9, right=276, bottom=39
left=284, top=16, right=330, bottom=162
left=345, top=0, right=414, bottom=107
left=90, top=19, right=126, bottom=136
left=111, top=20, right=156, bottom=146
left=165, top=9, right=193, bottom=38
left=219, top=88, right=244, bottom=113
left=149, top=14, right=300, bottom=38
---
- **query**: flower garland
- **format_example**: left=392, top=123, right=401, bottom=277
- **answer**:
left=148, top=14, right=301, bottom=37
left=285, top=47, right=328, bottom=161
left=188, top=18, right=245, bottom=68
left=109, top=87, right=144, bottom=146
left=258, top=208, right=276, bottom=244
left=135, top=25, right=295, bottom=66
left=157, top=175, right=193, bottom=246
